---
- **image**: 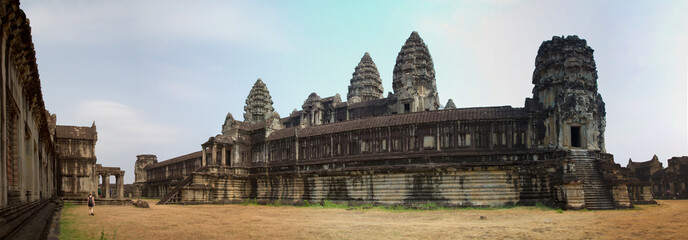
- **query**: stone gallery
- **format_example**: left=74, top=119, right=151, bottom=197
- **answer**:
left=133, top=32, right=658, bottom=210
left=0, top=1, right=125, bottom=238
left=627, top=155, right=688, bottom=200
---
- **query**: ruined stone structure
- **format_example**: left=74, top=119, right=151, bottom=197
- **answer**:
left=628, top=155, right=688, bottom=199
left=137, top=33, right=649, bottom=210
left=0, top=1, right=126, bottom=237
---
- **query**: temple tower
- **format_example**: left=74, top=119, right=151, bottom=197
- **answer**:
left=134, top=154, right=157, bottom=183
left=301, top=92, right=323, bottom=126
left=530, top=35, right=606, bottom=151
left=444, top=99, right=456, bottom=109
left=244, top=78, right=275, bottom=123
left=392, top=31, right=439, bottom=113
left=347, top=52, right=384, bottom=103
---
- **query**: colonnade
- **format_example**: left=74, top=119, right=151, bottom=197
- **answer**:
left=201, top=141, right=232, bottom=167
left=97, top=170, right=125, bottom=199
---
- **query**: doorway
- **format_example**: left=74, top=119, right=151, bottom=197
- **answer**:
left=570, top=126, right=581, bottom=148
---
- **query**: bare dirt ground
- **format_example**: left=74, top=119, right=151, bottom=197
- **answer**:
left=62, top=200, right=688, bottom=240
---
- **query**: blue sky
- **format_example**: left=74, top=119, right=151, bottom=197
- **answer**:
left=21, top=0, right=687, bottom=184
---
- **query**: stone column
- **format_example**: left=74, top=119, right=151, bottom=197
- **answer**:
left=114, top=174, right=120, bottom=199
left=104, top=173, right=110, bottom=199
left=100, top=174, right=105, bottom=198
left=117, top=173, right=124, bottom=199
left=201, top=147, right=207, bottom=167
left=221, top=146, right=227, bottom=166
left=211, top=144, right=218, bottom=166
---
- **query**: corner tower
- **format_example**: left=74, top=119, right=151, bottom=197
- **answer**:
left=392, top=31, right=439, bottom=113
left=348, top=52, right=383, bottom=103
left=244, top=78, right=275, bottom=123
left=530, top=36, right=606, bottom=151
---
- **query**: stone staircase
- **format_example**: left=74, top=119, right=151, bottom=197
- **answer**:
left=157, top=167, right=205, bottom=205
left=0, top=198, right=53, bottom=239
left=570, top=149, right=615, bottom=210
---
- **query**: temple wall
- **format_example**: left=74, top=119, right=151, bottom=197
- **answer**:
left=56, top=135, right=98, bottom=198
left=0, top=0, right=60, bottom=209
left=611, top=184, right=632, bottom=208
left=627, top=184, right=656, bottom=204
left=181, top=157, right=568, bottom=208
left=558, top=182, right=585, bottom=209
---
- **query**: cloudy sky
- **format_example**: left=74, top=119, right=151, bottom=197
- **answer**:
left=21, top=0, right=687, bottom=184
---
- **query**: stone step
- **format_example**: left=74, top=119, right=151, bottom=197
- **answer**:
left=569, top=151, right=616, bottom=210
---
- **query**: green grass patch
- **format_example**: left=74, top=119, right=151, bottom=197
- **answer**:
left=267, top=200, right=287, bottom=207
left=532, top=202, right=564, bottom=213
left=322, top=200, right=349, bottom=209
left=242, top=199, right=571, bottom=213
left=59, top=203, right=119, bottom=240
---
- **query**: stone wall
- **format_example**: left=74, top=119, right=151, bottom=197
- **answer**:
left=55, top=125, right=98, bottom=198
left=0, top=0, right=60, bottom=208
left=179, top=152, right=579, bottom=208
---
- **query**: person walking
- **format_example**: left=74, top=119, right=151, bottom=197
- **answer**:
left=87, top=193, right=96, bottom=216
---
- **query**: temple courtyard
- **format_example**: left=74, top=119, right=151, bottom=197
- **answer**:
left=60, top=200, right=688, bottom=239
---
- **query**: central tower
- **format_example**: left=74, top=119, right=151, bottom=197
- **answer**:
left=392, top=31, right=439, bottom=113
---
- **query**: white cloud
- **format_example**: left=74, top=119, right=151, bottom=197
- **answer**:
left=74, top=100, right=185, bottom=147
left=23, top=0, right=293, bottom=53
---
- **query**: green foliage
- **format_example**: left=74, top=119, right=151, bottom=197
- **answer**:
left=267, top=200, right=286, bottom=207
left=240, top=198, right=259, bottom=206
left=556, top=208, right=564, bottom=213
left=534, top=202, right=548, bottom=209
left=322, top=200, right=349, bottom=209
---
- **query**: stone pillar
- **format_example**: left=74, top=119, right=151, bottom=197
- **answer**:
left=201, top=147, right=207, bottom=167
left=211, top=144, right=218, bottom=166
left=104, top=173, right=110, bottom=199
left=100, top=174, right=105, bottom=198
left=221, top=146, right=227, bottom=166
left=117, top=173, right=124, bottom=199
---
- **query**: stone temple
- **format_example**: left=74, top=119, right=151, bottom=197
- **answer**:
left=132, top=32, right=656, bottom=210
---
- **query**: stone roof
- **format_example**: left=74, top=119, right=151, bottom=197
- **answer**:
left=348, top=52, right=384, bottom=102
left=145, top=151, right=202, bottom=169
left=267, top=106, right=526, bottom=141
left=266, top=127, right=298, bottom=141
left=346, top=96, right=389, bottom=109
left=628, top=155, right=661, bottom=168
left=55, top=125, right=97, bottom=140
left=203, top=134, right=237, bottom=146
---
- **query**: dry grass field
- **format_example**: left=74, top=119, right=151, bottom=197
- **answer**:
left=60, top=200, right=688, bottom=240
